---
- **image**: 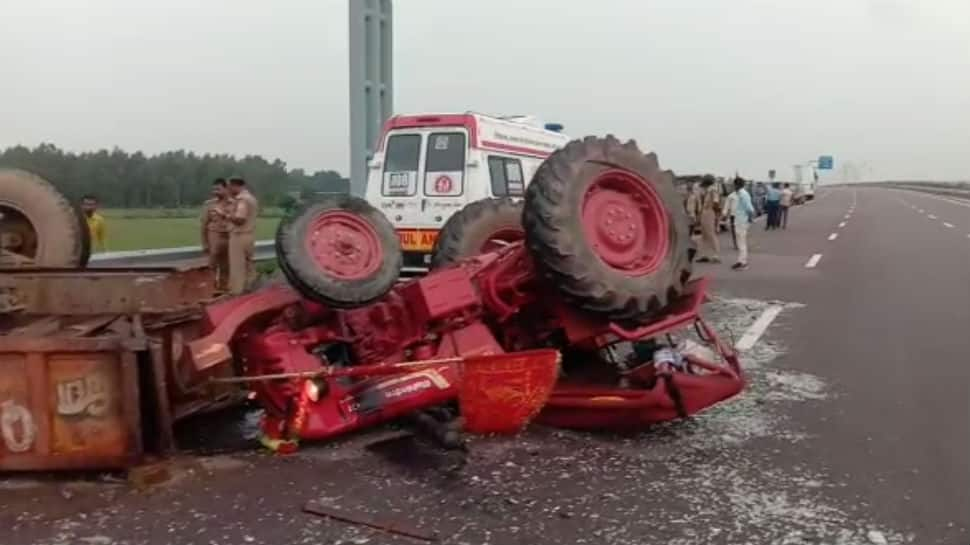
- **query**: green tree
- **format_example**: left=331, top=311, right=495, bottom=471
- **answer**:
left=0, top=143, right=350, bottom=209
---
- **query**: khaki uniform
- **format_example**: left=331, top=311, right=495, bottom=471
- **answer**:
left=228, top=189, right=259, bottom=294
left=698, top=185, right=721, bottom=260
left=201, top=197, right=233, bottom=291
left=685, top=188, right=701, bottom=227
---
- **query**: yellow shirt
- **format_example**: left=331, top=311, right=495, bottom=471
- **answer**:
left=86, top=213, right=106, bottom=252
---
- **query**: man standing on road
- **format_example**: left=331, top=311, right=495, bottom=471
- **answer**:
left=753, top=182, right=767, bottom=217
left=200, top=178, right=234, bottom=293
left=780, top=183, right=794, bottom=229
left=226, top=177, right=259, bottom=294
left=764, top=182, right=782, bottom=230
left=696, top=176, right=722, bottom=263
left=723, top=183, right=739, bottom=250
left=685, top=182, right=701, bottom=237
left=731, top=177, right=755, bottom=270
left=80, top=195, right=107, bottom=253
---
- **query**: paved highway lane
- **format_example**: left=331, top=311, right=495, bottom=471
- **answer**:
left=707, top=186, right=970, bottom=544
left=891, top=188, right=970, bottom=238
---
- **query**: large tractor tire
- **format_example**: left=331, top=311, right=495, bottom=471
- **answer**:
left=276, top=194, right=402, bottom=308
left=430, top=197, right=524, bottom=269
left=0, top=169, right=90, bottom=268
left=523, top=136, right=692, bottom=323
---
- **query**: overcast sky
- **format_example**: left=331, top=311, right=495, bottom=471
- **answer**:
left=2, top=0, right=968, bottom=181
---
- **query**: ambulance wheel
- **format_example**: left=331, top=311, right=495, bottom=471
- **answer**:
left=523, top=136, right=692, bottom=323
left=430, top=198, right=524, bottom=269
left=276, top=195, right=402, bottom=308
left=0, top=169, right=90, bottom=268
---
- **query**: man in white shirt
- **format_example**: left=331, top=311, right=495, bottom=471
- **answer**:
left=730, top=177, right=755, bottom=270
left=779, top=184, right=794, bottom=229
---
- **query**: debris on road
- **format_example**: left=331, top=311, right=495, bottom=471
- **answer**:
left=303, top=499, right=438, bottom=542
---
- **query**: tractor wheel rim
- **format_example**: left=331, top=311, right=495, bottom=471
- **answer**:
left=0, top=202, right=39, bottom=264
left=581, top=169, right=670, bottom=277
left=480, top=228, right=524, bottom=253
left=305, top=211, right=383, bottom=280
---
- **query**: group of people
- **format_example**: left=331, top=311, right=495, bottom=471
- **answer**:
left=200, top=177, right=260, bottom=294
left=761, top=182, right=794, bottom=230
left=687, top=176, right=787, bottom=271
left=79, top=177, right=259, bottom=295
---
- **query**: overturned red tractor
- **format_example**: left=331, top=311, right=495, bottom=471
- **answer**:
left=189, top=136, right=743, bottom=448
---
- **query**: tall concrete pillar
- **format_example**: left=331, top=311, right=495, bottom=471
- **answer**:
left=349, top=0, right=393, bottom=196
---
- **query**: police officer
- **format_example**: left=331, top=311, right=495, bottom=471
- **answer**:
left=226, top=177, right=259, bottom=294
left=200, top=178, right=233, bottom=292
left=696, top=176, right=722, bottom=263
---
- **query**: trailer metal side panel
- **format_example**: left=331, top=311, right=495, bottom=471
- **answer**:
left=0, top=336, right=141, bottom=471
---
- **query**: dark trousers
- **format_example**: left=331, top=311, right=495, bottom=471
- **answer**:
left=765, top=201, right=780, bottom=229
left=780, top=205, right=790, bottom=229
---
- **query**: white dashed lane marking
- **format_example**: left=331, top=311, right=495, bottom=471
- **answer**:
left=735, top=305, right=785, bottom=352
left=828, top=233, right=838, bottom=241
left=805, top=254, right=822, bottom=268
left=838, top=221, right=846, bottom=228
left=944, top=222, right=955, bottom=229
left=928, top=214, right=938, bottom=220
left=918, top=209, right=925, bottom=214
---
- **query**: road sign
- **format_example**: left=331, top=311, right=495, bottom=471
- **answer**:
left=818, top=155, right=834, bottom=170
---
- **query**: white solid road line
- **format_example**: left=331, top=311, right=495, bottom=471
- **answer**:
left=928, top=214, right=938, bottom=220
left=805, top=253, right=823, bottom=268
left=944, top=222, right=955, bottom=229
left=735, top=305, right=785, bottom=351
left=838, top=221, right=846, bottom=228
left=902, top=189, right=970, bottom=209
left=828, top=233, right=838, bottom=241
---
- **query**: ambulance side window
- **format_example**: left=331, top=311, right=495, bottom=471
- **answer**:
left=488, top=156, right=524, bottom=196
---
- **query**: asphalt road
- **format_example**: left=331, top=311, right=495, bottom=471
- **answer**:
left=703, top=186, right=970, bottom=544
left=2, top=186, right=968, bottom=545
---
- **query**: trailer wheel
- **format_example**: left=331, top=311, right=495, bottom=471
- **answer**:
left=523, top=136, right=692, bottom=322
left=276, top=195, right=402, bottom=308
left=0, top=169, right=90, bottom=268
left=430, top=198, right=524, bottom=269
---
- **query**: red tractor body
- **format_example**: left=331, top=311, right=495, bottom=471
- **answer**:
left=189, top=243, right=742, bottom=445
left=186, top=136, right=745, bottom=447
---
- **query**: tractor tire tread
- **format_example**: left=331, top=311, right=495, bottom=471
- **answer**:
left=430, top=197, right=524, bottom=269
left=0, top=168, right=90, bottom=268
left=276, top=194, right=401, bottom=308
left=522, top=137, right=692, bottom=323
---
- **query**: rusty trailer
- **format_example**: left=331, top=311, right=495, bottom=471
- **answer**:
left=0, top=266, right=241, bottom=472
left=0, top=334, right=143, bottom=471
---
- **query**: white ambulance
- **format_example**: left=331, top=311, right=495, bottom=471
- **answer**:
left=364, top=112, right=570, bottom=271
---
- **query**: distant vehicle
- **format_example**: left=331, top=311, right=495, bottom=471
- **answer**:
left=364, top=112, right=570, bottom=271
left=792, top=164, right=816, bottom=203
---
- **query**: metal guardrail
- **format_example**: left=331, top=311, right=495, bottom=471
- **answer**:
left=90, top=240, right=276, bottom=266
